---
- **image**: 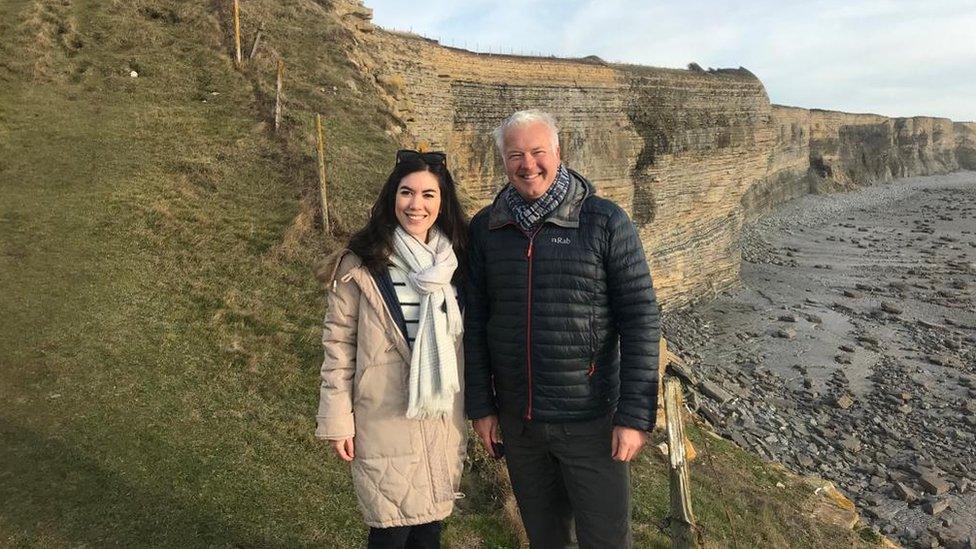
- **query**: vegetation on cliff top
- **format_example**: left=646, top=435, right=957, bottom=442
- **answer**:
left=1, top=0, right=884, bottom=546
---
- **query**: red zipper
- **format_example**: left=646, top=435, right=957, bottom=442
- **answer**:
left=523, top=227, right=542, bottom=420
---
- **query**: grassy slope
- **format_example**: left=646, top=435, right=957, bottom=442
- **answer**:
left=0, top=1, right=881, bottom=547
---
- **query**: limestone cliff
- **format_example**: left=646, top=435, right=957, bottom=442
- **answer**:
left=956, top=122, right=976, bottom=170
left=740, top=105, right=813, bottom=222
left=744, top=109, right=964, bottom=220
left=807, top=111, right=957, bottom=186
left=332, top=0, right=973, bottom=310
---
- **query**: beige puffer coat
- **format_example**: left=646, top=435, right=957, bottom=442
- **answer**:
left=315, top=250, right=466, bottom=528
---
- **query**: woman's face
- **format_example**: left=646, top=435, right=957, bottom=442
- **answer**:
left=395, top=170, right=441, bottom=242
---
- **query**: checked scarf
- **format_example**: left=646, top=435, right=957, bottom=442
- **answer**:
left=389, top=226, right=463, bottom=419
left=505, top=164, right=571, bottom=231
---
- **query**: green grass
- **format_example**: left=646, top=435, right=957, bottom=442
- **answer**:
left=1, top=1, right=886, bottom=547
left=0, top=1, right=400, bottom=546
left=631, top=423, right=870, bottom=548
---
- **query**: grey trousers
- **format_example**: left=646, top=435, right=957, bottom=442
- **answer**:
left=499, top=413, right=632, bottom=549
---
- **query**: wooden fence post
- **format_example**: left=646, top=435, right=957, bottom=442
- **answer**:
left=274, top=59, right=284, bottom=132
left=315, top=114, right=331, bottom=234
left=657, top=339, right=697, bottom=459
left=232, top=0, right=242, bottom=68
left=665, top=377, right=699, bottom=549
left=657, top=338, right=670, bottom=428
left=248, top=27, right=263, bottom=60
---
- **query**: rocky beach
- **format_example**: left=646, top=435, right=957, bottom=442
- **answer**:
left=665, top=172, right=976, bottom=547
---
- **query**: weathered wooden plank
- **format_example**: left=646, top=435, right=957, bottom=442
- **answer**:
left=316, top=113, right=331, bottom=234
left=232, top=0, right=242, bottom=67
left=665, top=376, right=699, bottom=548
left=274, top=59, right=284, bottom=132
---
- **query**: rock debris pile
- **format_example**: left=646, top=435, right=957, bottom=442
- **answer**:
left=665, top=172, right=976, bottom=547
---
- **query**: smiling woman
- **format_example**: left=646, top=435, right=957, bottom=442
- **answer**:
left=315, top=148, right=469, bottom=548
left=395, top=170, right=442, bottom=242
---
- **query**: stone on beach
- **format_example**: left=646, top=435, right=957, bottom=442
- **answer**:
left=699, top=380, right=734, bottom=404
left=835, top=393, right=855, bottom=410
left=919, top=472, right=951, bottom=495
left=663, top=173, right=976, bottom=539
left=774, top=328, right=796, bottom=340
left=880, top=302, right=903, bottom=315
left=922, top=498, right=948, bottom=515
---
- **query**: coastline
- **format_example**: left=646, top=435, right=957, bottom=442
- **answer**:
left=665, top=171, right=976, bottom=545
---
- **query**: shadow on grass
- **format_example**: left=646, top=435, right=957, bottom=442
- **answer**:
left=0, top=417, right=266, bottom=548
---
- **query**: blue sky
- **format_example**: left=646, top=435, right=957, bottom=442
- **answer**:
left=365, top=0, right=976, bottom=121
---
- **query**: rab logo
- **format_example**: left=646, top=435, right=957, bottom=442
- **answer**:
left=551, top=237, right=571, bottom=245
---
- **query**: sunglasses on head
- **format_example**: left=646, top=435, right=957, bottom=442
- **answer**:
left=396, top=149, right=447, bottom=166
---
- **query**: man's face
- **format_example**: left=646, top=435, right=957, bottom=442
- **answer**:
left=502, top=121, right=561, bottom=202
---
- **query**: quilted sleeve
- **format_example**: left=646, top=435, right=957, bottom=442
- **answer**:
left=463, top=214, right=498, bottom=420
left=604, top=205, right=661, bottom=431
left=315, top=255, right=360, bottom=440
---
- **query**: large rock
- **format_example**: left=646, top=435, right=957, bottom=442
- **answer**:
left=937, top=527, right=976, bottom=549
left=919, top=472, right=951, bottom=495
left=699, top=380, right=733, bottom=404
left=892, top=482, right=918, bottom=503
left=922, top=498, right=948, bottom=515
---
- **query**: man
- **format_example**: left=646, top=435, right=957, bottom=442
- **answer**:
left=464, top=109, right=661, bottom=548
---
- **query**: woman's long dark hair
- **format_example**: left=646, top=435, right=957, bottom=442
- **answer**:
left=347, top=155, right=468, bottom=282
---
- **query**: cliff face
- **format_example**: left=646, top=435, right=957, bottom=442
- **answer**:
left=366, top=28, right=775, bottom=307
left=740, top=106, right=814, bottom=222
left=743, top=110, right=964, bottom=221
left=956, top=122, right=976, bottom=170
left=807, top=111, right=958, bottom=186
left=336, top=2, right=973, bottom=310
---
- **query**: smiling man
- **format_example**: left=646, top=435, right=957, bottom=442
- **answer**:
left=464, top=109, right=661, bottom=548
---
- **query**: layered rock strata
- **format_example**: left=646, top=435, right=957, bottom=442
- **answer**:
left=334, top=1, right=974, bottom=310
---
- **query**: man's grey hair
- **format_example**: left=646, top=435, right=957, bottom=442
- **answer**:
left=492, top=109, right=560, bottom=154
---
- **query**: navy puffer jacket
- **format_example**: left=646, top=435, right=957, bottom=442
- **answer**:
left=464, top=169, right=661, bottom=431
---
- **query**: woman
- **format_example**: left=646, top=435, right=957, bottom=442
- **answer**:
left=315, top=149, right=468, bottom=549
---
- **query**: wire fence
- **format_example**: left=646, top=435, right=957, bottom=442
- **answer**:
left=380, top=25, right=630, bottom=62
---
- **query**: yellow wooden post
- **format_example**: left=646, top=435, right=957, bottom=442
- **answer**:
left=248, top=27, right=263, bottom=60
left=657, top=338, right=669, bottom=428
left=656, top=339, right=697, bottom=460
left=665, top=377, right=699, bottom=548
left=274, top=59, right=284, bottom=132
left=316, top=114, right=331, bottom=234
left=232, top=0, right=242, bottom=67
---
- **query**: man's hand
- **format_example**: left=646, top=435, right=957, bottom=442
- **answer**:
left=611, top=426, right=647, bottom=462
left=330, top=437, right=355, bottom=462
left=472, top=415, right=501, bottom=458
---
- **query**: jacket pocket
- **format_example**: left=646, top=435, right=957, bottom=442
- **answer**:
left=353, top=360, right=415, bottom=458
left=354, top=360, right=407, bottom=406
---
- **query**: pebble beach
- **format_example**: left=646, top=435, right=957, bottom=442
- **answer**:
left=666, top=171, right=976, bottom=546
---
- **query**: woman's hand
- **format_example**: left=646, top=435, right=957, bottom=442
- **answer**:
left=330, top=437, right=355, bottom=461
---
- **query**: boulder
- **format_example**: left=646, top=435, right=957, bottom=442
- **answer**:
left=699, top=380, right=733, bottom=404
left=922, top=498, right=948, bottom=515
left=919, top=472, right=951, bottom=495
left=892, top=481, right=919, bottom=503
